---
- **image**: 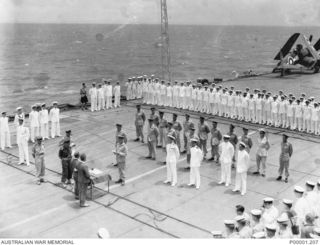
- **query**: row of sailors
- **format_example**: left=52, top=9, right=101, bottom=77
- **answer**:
left=127, top=76, right=320, bottom=134
left=214, top=181, right=320, bottom=239
left=0, top=102, right=61, bottom=164
left=87, top=80, right=121, bottom=112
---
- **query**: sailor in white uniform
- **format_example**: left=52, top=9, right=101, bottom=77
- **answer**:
left=105, top=80, right=113, bottom=109
left=261, top=197, right=279, bottom=226
left=304, top=181, right=318, bottom=216
left=29, top=105, right=40, bottom=143
left=220, top=89, right=227, bottom=117
left=286, top=99, right=294, bottom=129
left=17, top=118, right=30, bottom=166
left=97, top=84, right=105, bottom=111
left=255, top=94, right=263, bottom=124
left=188, top=137, right=203, bottom=189
left=164, top=134, right=180, bottom=187
left=241, top=92, right=249, bottom=121
left=294, top=99, right=303, bottom=131
left=172, top=81, right=179, bottom=108
left=218, top=135, right=234, bottom=187
left=271, top=96, right=279, bottom=127
left=49, top=101, right=61, bottom=138
left=113, top=82, right=121, bottom=108
left=303, top=100, right=312, bottom=133
left=248, top=94, right=255, bottom=123
left=89, top=83, right=98, bottom=112
left=159, top=80, right=166, bottom=106
left=264, top=93, right=272, bottom=125
left=293, top=186, right=311, bottom=228
left=233, top=142, right=250, bottom=196
left=0, top=112, right=12, bottom=150
left=125, top=78, right=131, bottom=100
left=39, top=103, right=49, bottom=139
left=311, top=103, right=319, bottom=134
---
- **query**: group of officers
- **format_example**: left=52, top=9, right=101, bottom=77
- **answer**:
left=133, top=105, right=294, bottom=193
left=214, top=181, right=320, bottom=239
left=82, top=79, right=122, bottom=112
left=0, top=102, right=61, bottom=180
left=125, top=75, right=320, bottom=135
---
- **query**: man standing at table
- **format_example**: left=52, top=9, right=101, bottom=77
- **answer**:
left=59, top=139, right=72, bottom=187
left=113, top=134, right=128, bottom=186
left=78, top=153, right=91, bottom=207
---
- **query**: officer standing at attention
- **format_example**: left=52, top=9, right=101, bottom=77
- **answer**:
left=17, top=118, right=30, bottom=166
left=72, top=152, right=80, bottom=199
left=198, top=116, right=210, bottom=160
left=32, top=136, right=46, bottom=185
left=188, top=137, right=203, bottom=189
left=89, top=83, right=98, bottom=112
left=240, top=128, right=253, bottom=153
left=0, top=112, right=12, bottom=150
left=146, top=119, right=159, bottom=160
left=182, top=114, right=192, bottom=153
left=78, top=153, right=91, bottom=207
left=158, top=111, right=167, bottom=149
left=39, top=103, right=49, bottom=139
left=276, top=134, right=293, bottom=183
left=113, top=134, right=128, bottom=186
left=254, top=129, right=270, bottom=177
left=233, top=142, right=250, bottom=196
left=218, top=135, right=234, bottom=187
left=59, top=139, right=72, bottom=187
left=50, top=101, right=61, bottom=138
left=134, top=105, right=146, bottom=143
left=164, top=134, right=180, bottom=187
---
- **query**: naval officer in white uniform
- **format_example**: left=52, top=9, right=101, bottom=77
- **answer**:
left=49, top=101, right=61, bottom=138
left=17, top=118, right=30, bottom=166
left=218, top=135, right=234, bottom=187
left=39, top=103, right=49, bottom=139
left=0, top=112, right=12, bottom=150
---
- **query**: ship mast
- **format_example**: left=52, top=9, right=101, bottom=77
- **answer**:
left=160, top=0, right=171, bottom=82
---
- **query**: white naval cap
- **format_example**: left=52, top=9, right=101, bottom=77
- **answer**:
left=294, top=185, right=305, bottom=193
left=318, top=180, right=320, bottom=185
left=52, top=101, right=58, bottom=105
left=239, top=141, right=246, bottom=147
left=97, top=228, right=110, bottom=239
left=252, top=231, right=266, bottom=239
left=265, top=223, right=277, bottom=231
left=251, top=209, right=262, bottom=216
left=223, top=220, right=235, bottom=226
left=223, top=134, right=230, bottom=139
left=306, top=180, right=316, bottom=187
left=277, top=214, right=289, bottom=223
left=190, top=137, right=199, bottom=142
left=282, top=199, right=293, bottom=205
left=235, top=215, right=246, bottom=222
left=263, top=197, right=274, bottom=203
left=211, top=230, right=222, bottom=237
left=16, top=106, right=22, bottom=111
left=314, top=227, right=320, bottom=235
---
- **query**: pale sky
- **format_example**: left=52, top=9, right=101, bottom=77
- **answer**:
left=1, top=0, right=320, bottom=26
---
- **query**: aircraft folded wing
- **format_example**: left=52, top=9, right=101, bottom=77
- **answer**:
left=274, top=33, right=300, bottom=60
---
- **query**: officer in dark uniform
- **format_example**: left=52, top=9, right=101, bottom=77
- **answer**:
left=78, top=153, right=91, bottom=207
left=58, top=139, right=72, bottom=187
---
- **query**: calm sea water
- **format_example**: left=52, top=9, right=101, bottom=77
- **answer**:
left=0, top=23, right=319, bottom=113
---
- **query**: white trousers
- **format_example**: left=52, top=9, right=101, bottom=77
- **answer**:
left=220, top=161, right=231, bottom=185
left=40, top=123, right=49, bottom=139
left=51, top=122, right=61, bottom=138
left=295, top=117, right=303, bottom=131
left=114, top=95, right=120, bottom=108
left=166, top=160, right=177, bottom=185
left=18, top=140, right=29, bottom=164
left=271, top=112, right=278, bottom=126
left=97, top=97, right=105, bottom=110
left=0, top=131, right=11, bottom=150
left=235, top=172, right=247, bottom=194
left=189, top=166, right=200, bottom=188
left=90, top=96, right=97, bottom=112
left=105, top=96, right=112, bottom=109
left=30, top=126, right=39, bottom=142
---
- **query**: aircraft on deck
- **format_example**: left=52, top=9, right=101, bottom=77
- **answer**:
left=273, top=33, right=320, bottom=76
